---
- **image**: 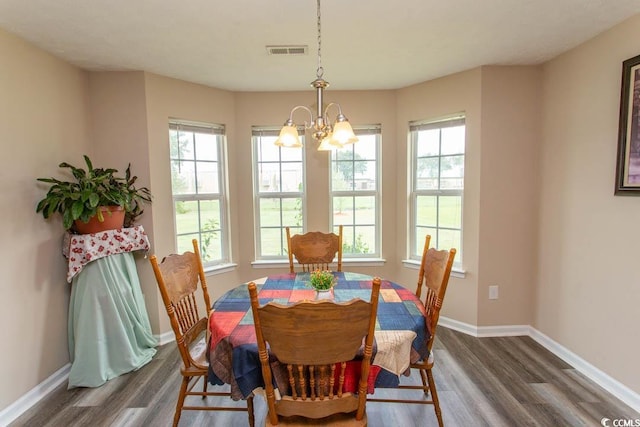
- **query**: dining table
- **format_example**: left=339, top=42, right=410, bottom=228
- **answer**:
left=207, top=271, right=430, bottom=401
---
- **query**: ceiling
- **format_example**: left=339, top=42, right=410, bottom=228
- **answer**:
left=1, top=0, right=639, bottom=92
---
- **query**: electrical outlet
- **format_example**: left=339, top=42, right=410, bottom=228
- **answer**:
left=489, top=285, right=499, bottom=300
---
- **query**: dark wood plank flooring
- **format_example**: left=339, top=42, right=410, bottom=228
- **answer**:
left=10, top=327, right=639, bottom=426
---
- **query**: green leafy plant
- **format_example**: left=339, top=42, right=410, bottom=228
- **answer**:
left=36, top=155, right=152, bottom=231
left=309, top=269, right=336, bottom=291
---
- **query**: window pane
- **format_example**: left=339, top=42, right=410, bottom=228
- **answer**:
left=257, top=136, right=280, bottom=162
left=441, top=126, right=465, bottom=155
left=175, top=200, right=199, bottom=234
left=200, top=230, right=222, bottom=261
left=416, top=157, right=439, bottom=190
left=280, top=145, right=303, bottom=162
left=416, top=196, right=437, bottom=227
left=353, top=196, right=375, bottom=224
left=197, top=161, right=220, bottom=193
left=257, top=163, right=280, bottom=193
left=351, top=225, right=375, bottom=254
left=417, top=129, right=439, bottom=156
left=194, top=133, right=218, bottom=161
left=201, top=200, right=221, bottom=230
left=177, top=233, right=199, bottom=254
left=171, top=160, right=196, bottom=195
left=281, top=162, right=303, bottom=192
left=282, top=198, right=303, bottom=226
left=332, top=161, right=352, bottom=190
left=170, top=130, right=195, bottom=160
left=440, top=155, right=464, bottom=190
left=354, top=135, right=376, bottom=160
left=438, top=228, right=461, bottom=253
left=259, top=198, right=282, bottom=227
left=261, top=228, right=283, bottom=257
left=439, top=196, right=462, bottom=229
left=415, top=227, right=437, bottom=254
left=353, top=161, right=376, bottom=189
left=333, top=196, right=353, bottom=225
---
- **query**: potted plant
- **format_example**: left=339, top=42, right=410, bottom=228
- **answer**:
left=309, top=269, right=337, bottom=300
left=35, top=155, right=152, bottom=233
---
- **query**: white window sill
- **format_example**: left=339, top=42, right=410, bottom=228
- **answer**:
left=203, top=263, right=237, bottom=275
left=251, top=258, right=386, bottom=269
left=401, top=259, right=466, bottom=279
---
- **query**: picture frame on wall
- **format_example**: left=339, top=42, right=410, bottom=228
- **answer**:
left=615, top=53, right=640, bottom=195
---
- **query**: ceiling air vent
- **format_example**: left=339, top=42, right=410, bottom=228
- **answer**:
left=266, top=45, right=308, bottom=56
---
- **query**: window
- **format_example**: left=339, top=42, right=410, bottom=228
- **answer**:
left=252, top=127, right=305, bottom=259
left=409, top=116, right=465, bottom=267
left=330, top=126, right=381, bottom=257
left=169, top=120, right=229, bottom=266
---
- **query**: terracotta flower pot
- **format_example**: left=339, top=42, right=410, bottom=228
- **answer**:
left=74, top=206, right=125, bottom=234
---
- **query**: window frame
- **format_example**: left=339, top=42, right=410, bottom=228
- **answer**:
left=168, top=119, right=231, bottom=268
left=251, top=126, right=306, bottom=260
left=329, top=125, right=382, bottom=259
left=409, top=115, right=465, bottom=268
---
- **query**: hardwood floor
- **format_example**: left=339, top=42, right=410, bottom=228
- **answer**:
left=10, top=327, right=639, bottom=426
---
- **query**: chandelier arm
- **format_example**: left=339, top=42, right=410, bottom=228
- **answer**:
left=287, top=105, right=314, bottom=129
left=323, top=102, right=344, bottom=123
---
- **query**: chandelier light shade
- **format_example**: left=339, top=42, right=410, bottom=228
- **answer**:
left=274, top=0, right=358, bottom=151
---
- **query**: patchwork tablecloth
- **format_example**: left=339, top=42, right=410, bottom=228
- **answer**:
left=207, top=271, right=429, bottom=400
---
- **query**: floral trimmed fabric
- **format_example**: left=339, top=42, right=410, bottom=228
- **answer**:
left=63, top=226, right=150, bottom=282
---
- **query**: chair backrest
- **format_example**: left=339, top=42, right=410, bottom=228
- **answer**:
left=415, top=235, right=456, bottom=352
left=149, top=239, right=211, bottom=370
left=286, top=225, right=343, bottom=273
left=249, top=277, right=381, bottom=424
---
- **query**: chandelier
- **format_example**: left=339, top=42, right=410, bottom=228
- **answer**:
left=274, top=0, right=358, bottom=151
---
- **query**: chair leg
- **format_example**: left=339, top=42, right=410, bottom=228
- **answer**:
left=173, top=376, right=189, bottom=427
left=247, top=395, right=255, bottom=427
left=426, top=368, right=443, bottom=427
left=202, top=375, right=208, bottom=398
left=419, top=368, right=430, bottom=396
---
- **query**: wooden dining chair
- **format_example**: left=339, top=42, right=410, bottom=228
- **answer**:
left=286, top=225, right=343, bottom=272
left=368, top=235, right=455, bottom=427
left=248, top=277, right=381, bottom=426
left=149, top=239, right=254, bottom=427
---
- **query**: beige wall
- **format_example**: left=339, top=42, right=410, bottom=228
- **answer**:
left=87, top=71, right=158, bottom=329
left=0, top=29, right=90, bottom=408
left=537, top=14, right=640, bottom=392
left=477, top=66, right=542, bottom=325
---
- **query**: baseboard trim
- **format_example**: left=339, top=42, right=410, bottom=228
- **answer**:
left=528, top=327, right=640, bottom=414
left=438, top=317, right=530, bottom=337
left=154, top=331, right=176, bottom=346
left=0, top=363, right=70, bottom=426
left=439, top=316, right=640, bottom=413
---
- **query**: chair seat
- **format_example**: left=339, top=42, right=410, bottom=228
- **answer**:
left=190, top=337, right=208, bottom=367
left=410, top=351, right=434, bottom=369
left=266, top=412, right=367, bottom=426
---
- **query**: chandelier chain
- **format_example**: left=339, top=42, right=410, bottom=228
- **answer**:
left=316, top=0, right=323, bottom=79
